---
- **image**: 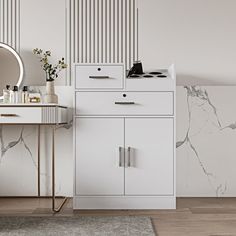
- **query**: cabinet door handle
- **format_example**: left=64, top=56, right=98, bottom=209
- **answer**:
left=89, top=76, right=110, bottom=79
left=115, top=102, right=135, bottom=105
left=127, top=147, right=131, bottom=167
left=0, top=114, right=18, bottom=117
left=119, top=147, right=122, bottom=167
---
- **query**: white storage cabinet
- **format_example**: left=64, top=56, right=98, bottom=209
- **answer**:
left=74, top=64, right=176, bottom=209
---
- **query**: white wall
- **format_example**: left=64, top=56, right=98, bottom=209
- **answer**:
left=138, top=0, right=236, bottom=85
left=20, top=0, right=67, bottom=86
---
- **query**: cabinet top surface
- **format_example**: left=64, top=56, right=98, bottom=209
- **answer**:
left=0, top=103, right=67, bottom=108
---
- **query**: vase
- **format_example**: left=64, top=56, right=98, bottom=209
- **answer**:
left=44, top=81, right=58, bottom=104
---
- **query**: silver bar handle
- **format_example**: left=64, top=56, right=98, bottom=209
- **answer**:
left=127, top=147, right=131, bottom=167
left=115, top=102, right=135, bottom=105
left=119, top=147, right=122, bottom=167
left=89, top=76, right=110, bottom=79
left=0, top=114, right=18, bottom=117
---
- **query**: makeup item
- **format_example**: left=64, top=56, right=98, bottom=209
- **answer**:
left=28, top=92, right=41, bottom=103
left=127, top=61, right=144, bottom=77
left=13, top=86, right=19, bottom=103
left=3, top=85, right=10, bottom=103
left=21, top=86, right=29, bottom=103
left=10, top=86, right=19, bottom=103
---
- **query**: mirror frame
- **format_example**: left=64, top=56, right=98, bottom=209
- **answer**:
left=0, top=42, right=24, bottom=99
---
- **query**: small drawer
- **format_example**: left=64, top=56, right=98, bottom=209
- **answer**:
left=75, top=92, right=174, bottom=116
left=75, top=64, right=124, bottom=89
left=0, top=107, right=42, bottom=124
left=0, top=106, right=68, bottom=124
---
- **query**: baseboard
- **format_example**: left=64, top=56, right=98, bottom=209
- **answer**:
left=73, top=196, right=176, bottom=209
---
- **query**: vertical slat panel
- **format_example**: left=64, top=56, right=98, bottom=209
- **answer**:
left=72, top=0, right=76, bottom=63
left=112, top=0, right=115, bottom=63
left=136, top=4, right=139, bottom=60
left=101, top=0, right=103, bottom=63
left=85, top=0, right=88, bottom=63
left=105, top=0, right=108, bottom=63
left=89, top=0, right=92, bottom=63
left=12, top=0, right=16, bottom=49
left=97, top=0, right=99, bottom=62
left=120, top=0, right=123, bottom=63
left=66, top=0, right=72, bottom=85
left=93, top=0, right=96, bottom=63
left=15, top=0, right=19, bottom=52
left=129, top=0, right=132, bottom=68
left=125, top=0, right=128, bottom=68
left=133, top=0, right=136, bottom=62
left=108, top=0, right=112, bottom=63
left=0, top=0, right=4, bottom=42
left=117, top=0, right=120, bottom=63
left=81, top=0, right=84, bottom=63
left=70, top=0, right=138, bottom=71
left=0, top=0, right=19, bottom=51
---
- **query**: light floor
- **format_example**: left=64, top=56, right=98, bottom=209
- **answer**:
left=0, top=197, right=236, bottom=236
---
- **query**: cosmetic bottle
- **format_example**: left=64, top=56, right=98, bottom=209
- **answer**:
left=10, top=86, right=19, bottom=103
left=9, top=87, right=14, bottom=103
left=3, top=85, right=10, bottom=103
left=21, top=86, right=29, bottom=103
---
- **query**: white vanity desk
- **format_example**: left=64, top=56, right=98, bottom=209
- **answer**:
left=0, top=103, right=68, bottom=212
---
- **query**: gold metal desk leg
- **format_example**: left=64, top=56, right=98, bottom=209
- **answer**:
left=52, top=125, right=67, bottom=213
left=38, top=125, right=40, bottom=197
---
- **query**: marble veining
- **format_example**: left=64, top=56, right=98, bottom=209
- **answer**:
left=0, top=86, right=73, bottom=196
left=0, top=126, right=48, bottom=178
left=177, top=86, right=236, bottom=196
left=0, top=126, right=34, bottom=164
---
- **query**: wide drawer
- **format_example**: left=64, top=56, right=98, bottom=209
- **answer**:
left=75, top=64, right=124, bottom=89
left=75, top=92, right=174, bottom=116
left=0, top=106, right=68, bottom=124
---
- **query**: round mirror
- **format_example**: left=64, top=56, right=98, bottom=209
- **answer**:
left=0, top=42, right=24, bottom=98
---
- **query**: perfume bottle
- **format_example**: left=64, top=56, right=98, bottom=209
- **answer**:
left=21, top=86, right=29, bottom=103
left=3, top=85, right=10, bottom=103
left=10, top=86, right=19, bottom=103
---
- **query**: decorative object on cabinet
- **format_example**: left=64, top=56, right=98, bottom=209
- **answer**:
left=45, top=80, right=58, bottom=103
left=0, top=42, right=24, bottom=99
left=0, top=103, right=68, bottom=212
left=73, top=63, right=176, bottom=210
left=33, top=48, right=67, bottom=104
left=127, top=61, right=144, bottom=77
left=28, top=92, right=42, bottom=103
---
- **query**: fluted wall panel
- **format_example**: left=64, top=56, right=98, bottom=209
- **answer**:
left=67, top=0, right=138, bottom=74
left=0, top=0, right=20, bottom=51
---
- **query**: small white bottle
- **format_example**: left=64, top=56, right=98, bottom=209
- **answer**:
left=9, top=87, right=14, bottom=104
left=10, top=86, right=19, bottom=104
left=3, top=85, right=10, bottom=103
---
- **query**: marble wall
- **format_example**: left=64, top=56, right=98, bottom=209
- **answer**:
left=0, top=87, right=73, bottom=197
left=1, top=86, right=236, bottom=197
left=177, top=86, right=236, bottom=197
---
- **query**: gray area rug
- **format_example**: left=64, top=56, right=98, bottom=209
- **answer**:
left=0, top=216, right=155, bottom=236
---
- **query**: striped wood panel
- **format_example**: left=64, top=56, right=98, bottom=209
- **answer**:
left=0, top=0, right=20, bottom=51
left=66, top=0, right=138, bottom=77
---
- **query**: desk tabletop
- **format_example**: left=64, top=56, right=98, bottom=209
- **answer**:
left=0, top=103, right=67, bottom=108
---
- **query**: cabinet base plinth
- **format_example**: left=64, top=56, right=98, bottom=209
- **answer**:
left=73, top=196, right=176, bottom=209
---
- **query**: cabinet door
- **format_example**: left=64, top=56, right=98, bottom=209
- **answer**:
left=75, top=118, right=124, bottom=195
left=125, top=118, right=174, bottom=195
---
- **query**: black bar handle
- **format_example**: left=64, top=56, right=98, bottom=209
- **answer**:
left=115, top=102, right=135, bottom=105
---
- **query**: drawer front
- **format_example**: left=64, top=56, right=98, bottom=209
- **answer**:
left=76, top=92, right=174, bottom=116
left=75, top=64, right=124, bottom=89
left=0, top=107, right=42, bottom=123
